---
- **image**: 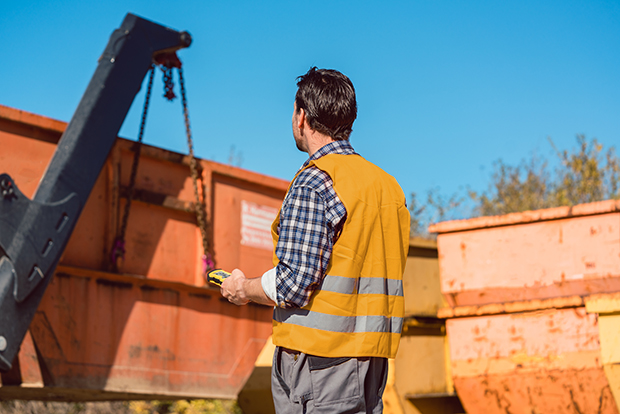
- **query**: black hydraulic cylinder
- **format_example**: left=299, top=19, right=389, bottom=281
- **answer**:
left=0, top=13, right=191, bottom=371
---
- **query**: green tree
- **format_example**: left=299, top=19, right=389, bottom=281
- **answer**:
left=409, top=188, right=466, bottom=238
left=471, top=155, right=551, bottom=217
left=474, top=135, right=620, bottom=216
left=410, top=135, right=620, bottom=237
left=408, top=192, right=426, bottom=237
left=550, top=135, right=620, bottom=206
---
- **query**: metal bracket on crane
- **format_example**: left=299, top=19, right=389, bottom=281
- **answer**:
left=0, top=13, right=191, bottom=372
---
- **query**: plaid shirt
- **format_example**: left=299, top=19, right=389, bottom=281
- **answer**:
left=275, top=140, right=357, bottom=308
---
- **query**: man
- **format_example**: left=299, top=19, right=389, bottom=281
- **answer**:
left=221, top=67, right=410, bottom=413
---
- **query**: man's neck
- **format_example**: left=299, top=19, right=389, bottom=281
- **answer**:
left=305, top=132, right=335, bottom=157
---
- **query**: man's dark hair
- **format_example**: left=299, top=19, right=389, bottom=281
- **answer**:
left=295, top=67, right=357, bottom=141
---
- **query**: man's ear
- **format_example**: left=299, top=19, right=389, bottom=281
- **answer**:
left=297, top=108, right=306, bottom=130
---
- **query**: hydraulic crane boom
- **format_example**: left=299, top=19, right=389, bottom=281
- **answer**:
left=0, top=13, right=191, bottom=372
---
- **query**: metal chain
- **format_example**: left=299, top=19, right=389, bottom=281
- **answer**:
left=110, top=65, right=155, bottom=269
left=178, top=67, right=213, bottom=273
left=162, top=66, right=176, bottom=100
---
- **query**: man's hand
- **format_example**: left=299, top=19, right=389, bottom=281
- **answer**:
left=219, top=268, right=277, bottom=307
left=221, top=269, right=250, bottom=306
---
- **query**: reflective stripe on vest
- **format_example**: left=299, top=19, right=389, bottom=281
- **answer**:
left=321, top=274, right=403, bottom=297
left=274, top=307, right=404, bottom=334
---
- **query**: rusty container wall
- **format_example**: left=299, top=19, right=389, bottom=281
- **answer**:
left=394, top=239, right=464, bottom=414
left=0, top=104, right=288, bottom=401
left=433, top=202, right=620, bottom=308
left=430, top=201, right=620, bottom=413
left=402, top=238, right=447, bottom=317
left=586, top=293, right=620, bottom=410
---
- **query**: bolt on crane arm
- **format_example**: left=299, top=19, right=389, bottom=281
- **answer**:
left=0, top=13, right=191, bottom=372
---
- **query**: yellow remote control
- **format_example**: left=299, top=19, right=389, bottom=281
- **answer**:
left=207, top=269, right=231, bottom=287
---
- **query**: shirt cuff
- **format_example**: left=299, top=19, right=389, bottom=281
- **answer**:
left=261, top=267, right=277, bottom=304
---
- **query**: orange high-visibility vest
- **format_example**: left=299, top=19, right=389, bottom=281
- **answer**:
left=271, top=153, right=410, bottom=358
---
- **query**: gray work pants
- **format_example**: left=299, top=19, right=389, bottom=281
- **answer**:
left=271, top=347, right=388, bottom=414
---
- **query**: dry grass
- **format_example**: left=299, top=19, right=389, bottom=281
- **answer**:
left=0, top=400, right=242, bottom=414
left=0, top=401, right=132, bottom=414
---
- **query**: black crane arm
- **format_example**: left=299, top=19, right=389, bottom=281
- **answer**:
left=0, top=13, right=191, bottom=371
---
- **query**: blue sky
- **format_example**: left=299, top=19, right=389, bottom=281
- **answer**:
left=2, top=1, right=619, bottom=217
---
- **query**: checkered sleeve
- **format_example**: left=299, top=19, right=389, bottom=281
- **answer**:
left=274, top=167, right=345, bottom=308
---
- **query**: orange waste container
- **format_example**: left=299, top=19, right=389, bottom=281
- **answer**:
left=431, top=201, right=620, bottom=413
left=0, top=104, right=288, bottom=401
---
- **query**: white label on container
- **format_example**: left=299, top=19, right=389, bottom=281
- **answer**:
left=241, top=200, right=278, bottom=250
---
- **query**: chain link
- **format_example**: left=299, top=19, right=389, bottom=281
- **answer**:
left=178, top=67, right=213, bottom=272
left=162, top=66, right=176, bottom=100
left=110, top=65, right=155, bottom=270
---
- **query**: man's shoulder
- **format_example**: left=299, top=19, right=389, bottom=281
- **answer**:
left=292, top=166, right=332, bottom=191
left=314, top=153, right=385, bottom=177
left=314, top=153, right=406, bottom=199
